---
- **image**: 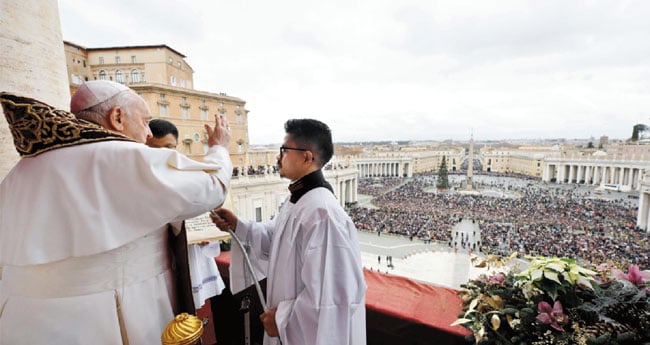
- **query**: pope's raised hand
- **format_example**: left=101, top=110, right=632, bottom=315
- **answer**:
left=204, top=114, right=231, bottom=148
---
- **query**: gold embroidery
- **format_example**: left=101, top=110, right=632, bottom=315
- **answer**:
left=1, top=93, right=132, bottom=157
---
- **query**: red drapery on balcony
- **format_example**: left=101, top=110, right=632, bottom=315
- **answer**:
left=363, top=268, right=470, bottom=344
left=214, top=251, right=470, bottom=345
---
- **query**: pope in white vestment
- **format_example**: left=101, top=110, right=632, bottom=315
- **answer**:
left=0, top=88, right=233, bottom=345
left=213, top=119, right=366, bottom=345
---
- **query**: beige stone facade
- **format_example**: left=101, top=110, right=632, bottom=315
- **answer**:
left=66, top=43, right=194, bottom=89
left=134, top=84, right=248, bottom=164
left=481, top=147, right=551, bottom=177
left=63, top=42, right=249, bottom=164
left=247, top=147, right=279, bottom=169
left=351, top=147, right=464, bottom=178
left=411, top=149, right=465, bottom=173
left=608, top=142, right=650, bottom=160
left=64, top=41, right=92, bottom=94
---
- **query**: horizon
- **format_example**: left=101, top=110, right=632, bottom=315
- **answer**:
left=250, top=135, right=630, bottom=147
left=58, top=1, right=650, bottom=145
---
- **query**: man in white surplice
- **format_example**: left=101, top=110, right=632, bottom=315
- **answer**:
left=0, top=81, right=232, bottom=345
left=211, top=119, right=367, bottom=345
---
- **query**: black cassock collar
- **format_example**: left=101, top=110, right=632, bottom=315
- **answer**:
left=288, top=169, right=334, bottom=204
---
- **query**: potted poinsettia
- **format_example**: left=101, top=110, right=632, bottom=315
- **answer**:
left=453, top=255, right=650, bottom=345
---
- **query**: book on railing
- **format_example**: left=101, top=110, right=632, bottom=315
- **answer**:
left=185, top=212, right=231, bottom=245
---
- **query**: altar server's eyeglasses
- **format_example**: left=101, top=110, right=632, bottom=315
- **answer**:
left=279, top=146, right=309, bottom=158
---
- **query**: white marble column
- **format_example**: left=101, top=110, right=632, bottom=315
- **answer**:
left=635, top=169, right=640, bottom=190
left=618, top=167, right=623, bottom=185
left=0, top=0, right=70, bottom=179
left=575, top=165, right=582, bottom=183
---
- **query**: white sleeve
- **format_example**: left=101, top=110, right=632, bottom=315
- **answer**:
left=0, top=141, right=234, bottom=265
left=228, top=218, right=274, bottom=294
left=141, top=145, right=233, bottom=224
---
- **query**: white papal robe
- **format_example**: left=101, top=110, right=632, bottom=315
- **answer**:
left=0, top=141, right=232, bottom=345
left=233, top=187, right=367, bottom=345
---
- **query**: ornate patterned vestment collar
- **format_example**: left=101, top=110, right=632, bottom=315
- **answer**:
left=1, top=93, right=132, bottom=157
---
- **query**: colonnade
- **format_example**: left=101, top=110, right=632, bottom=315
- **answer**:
left=229, top=166, right=359, bottom=221
left=326, top=168, right=359, bottom=207
left=543, top=158, right=649, bottom=191
left=354, top=159, right=412, bottom=178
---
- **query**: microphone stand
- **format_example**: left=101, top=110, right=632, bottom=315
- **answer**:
left=226, top=229, right=267, bottom=311
left=219, top=219, right=282, bottom=345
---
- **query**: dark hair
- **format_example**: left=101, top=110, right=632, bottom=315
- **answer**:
left=284, top=119, right=333, bottom=167
left=149, top=119, right=178, bottom=140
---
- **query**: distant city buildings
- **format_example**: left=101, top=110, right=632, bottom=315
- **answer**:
left=344, top=139, right=650, bottom=195
left=349, top=145, right=464, bottom=178
left=51, top=42, right=650, bottom=229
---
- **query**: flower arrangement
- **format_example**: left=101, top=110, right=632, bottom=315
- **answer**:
left=453, top=255, right=650, bottom=345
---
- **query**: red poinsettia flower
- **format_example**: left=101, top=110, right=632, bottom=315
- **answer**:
left=536, top=301, right=568, bottom=332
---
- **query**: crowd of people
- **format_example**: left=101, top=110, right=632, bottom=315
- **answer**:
left=348, top=173, right=650, bottom=269
left=357, top=177, right=405, bottom=197
left=233, top=165, right=279, bottom=177
left=233, top=160, right=348, bottom=177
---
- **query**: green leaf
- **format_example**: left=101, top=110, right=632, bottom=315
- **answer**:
left=562, top=258, right=576, bottom=264
left=546, top=285, right=559, bottom=300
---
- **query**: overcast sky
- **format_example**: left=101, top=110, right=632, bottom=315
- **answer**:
left=58, top=0, right=650, bottom=145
